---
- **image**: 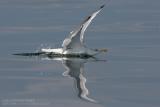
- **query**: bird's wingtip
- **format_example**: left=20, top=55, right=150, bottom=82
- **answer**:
left=100, top=0, right=112, bottom=9
left=100, top=4, right=105, bottom=9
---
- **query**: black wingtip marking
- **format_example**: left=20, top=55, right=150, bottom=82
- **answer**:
left=100, top=4, right=105, bottom=9
left=86, top=16, right=91, bottom=20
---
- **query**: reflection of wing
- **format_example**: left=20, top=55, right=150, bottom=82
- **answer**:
left=62, top=58, right=97, bottom=103
left=62, top=5, right=105, bottom=50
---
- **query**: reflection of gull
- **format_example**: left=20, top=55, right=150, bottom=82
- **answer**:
left=61, top=58, right=97, bottom=103
left=14, top=48, right=106, bottom=102
left=42, top=57, right=98, bottom=103
left=41, top=4, right=107, bottom=57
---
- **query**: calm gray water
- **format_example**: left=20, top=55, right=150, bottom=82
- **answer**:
left=0, top=0, right=160, bottom=107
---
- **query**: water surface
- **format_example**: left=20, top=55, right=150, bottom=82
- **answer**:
left=0, top=0, right=160, bottom=107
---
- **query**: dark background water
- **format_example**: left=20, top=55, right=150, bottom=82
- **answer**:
left=0, top=0, right=160, bottom=107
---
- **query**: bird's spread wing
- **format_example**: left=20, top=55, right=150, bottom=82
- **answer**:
left=62, top=4, right=105, bottom=50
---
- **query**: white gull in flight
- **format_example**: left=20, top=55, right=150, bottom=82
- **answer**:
left=41, top=4, right=107, bottom=58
